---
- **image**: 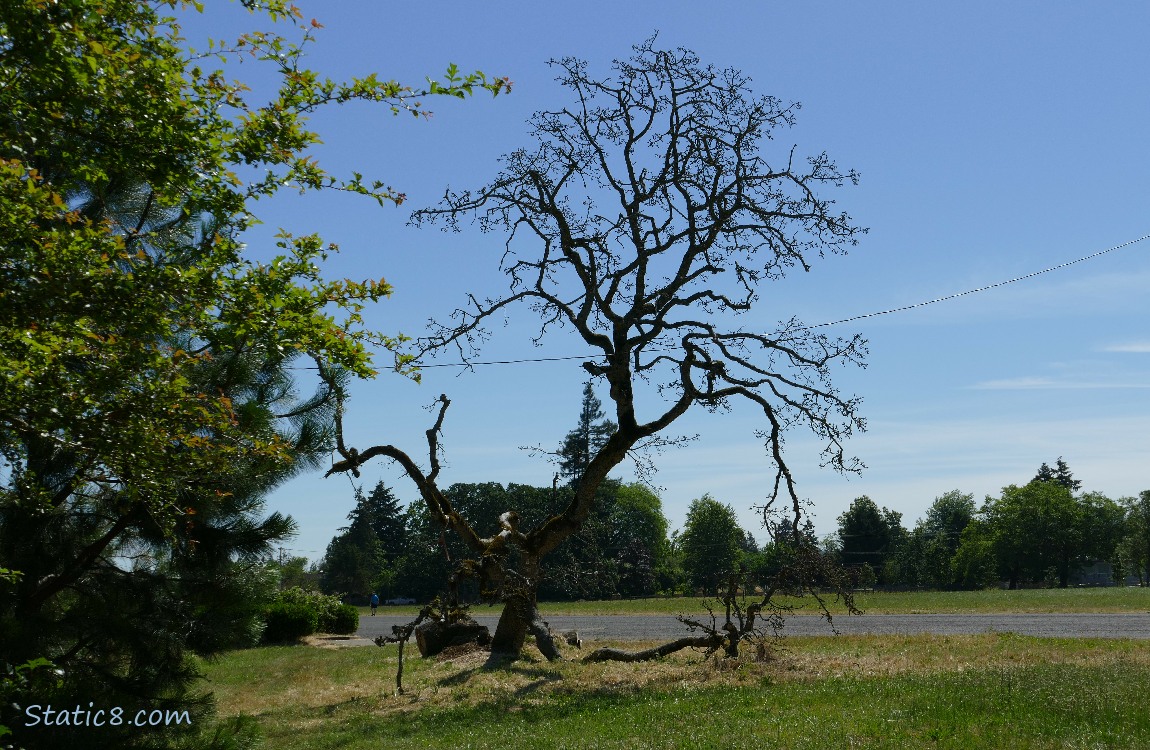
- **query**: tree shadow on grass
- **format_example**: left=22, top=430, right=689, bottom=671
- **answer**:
left=434, top=650, right=565, bottom=698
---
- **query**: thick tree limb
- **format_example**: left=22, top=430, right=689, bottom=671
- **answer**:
left=583, top=634, right=724, bottom=663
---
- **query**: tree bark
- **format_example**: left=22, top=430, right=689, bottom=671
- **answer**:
left=490, top=587, right=562, bottom=660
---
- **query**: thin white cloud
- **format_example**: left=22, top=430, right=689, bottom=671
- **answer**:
left=1101, top=342, right=1150, bottom=353
left=654, top=412, right=1150, bottom=533
left=969, top=376, right=1150, bottom=390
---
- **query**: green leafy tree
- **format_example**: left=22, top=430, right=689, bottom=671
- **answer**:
left=894, top=490, right=975, bottom=588
left=1077, top=491, right=1126, bottom=569
left=836, top=496, right=906, bottom=584
left=1117, top=491, right=1150, bottom=585
left=984, top=481, right=1082, bottom=588
left=274, top=555, right=318, bottom=591
left=679, top=496, right=744, bottom=593
left=608, top=483, right=671, bottom=597
left=0, top=0, right=505, bottom=746
left=755, top=516, right=820, bottom=586
left=921, top=490, right=977, bottom=545
left=950, top=519, right=999, bottom=590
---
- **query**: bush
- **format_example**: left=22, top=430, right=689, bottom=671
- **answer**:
left=262, top=602, right=319, bottom=643
left=328, top=604, right=360, bottom=635
left=265, top=587, right=357, bottom=635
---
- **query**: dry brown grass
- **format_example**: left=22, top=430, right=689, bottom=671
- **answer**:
left=204, top=632, right=1150, bottom=728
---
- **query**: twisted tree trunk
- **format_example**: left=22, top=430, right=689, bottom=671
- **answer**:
left=488, top=555, right=562, bottom=659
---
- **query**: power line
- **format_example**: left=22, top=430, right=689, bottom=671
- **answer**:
left=803, top=233, right=1150, bottom=329
left=416, top=233, right=1150, bottom=369
left=420, top=354, right=592, bottom=368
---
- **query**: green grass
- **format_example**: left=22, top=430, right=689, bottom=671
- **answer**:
left=262, top=665, right=1150, bottom=749
left=366, top=586, right=1150, bottom=619
left=559, top=587, right=1150, bottom=616
left=201, top=633, right=1150, bottom=749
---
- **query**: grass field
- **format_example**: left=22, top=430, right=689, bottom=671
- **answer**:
left=218, top=589, right=1150, bottom=748
left=201, top=633, right=1150, bottom=749
left=365, top=586, right=1150, bottom=619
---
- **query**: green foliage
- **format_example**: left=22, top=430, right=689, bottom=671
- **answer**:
left=1077, top=491, right=1126, bottom=566
left=679, top=495, right=744, bottom=592
left=950, top=520, right=999, bottom=590
left=1032, top=456, right=1082, bottom=492
left=0, top=657, right=58, bottom=742
left=984, top=481, right=1082, bottom=588
left=329, top=604, right=360, bottom=635
left=609, top=484, right=670, bottom=597
left=880, top=475, right=1148, bottom=591
left=890, top=490, right=975, bottom=588
left=320, top=482, right=408, bottom=600
left=262, top=588, right=356, bottom=640
left=836, top=496, right=907, bottom=584
left=0, top=0, right=504, bottom=746
left=387, top=479, right=673, bottom=602
left=274, top=555, right=319, bottom=591
left=1117, top=490, right=1150, bottom=584
left=556, top=382, right=617, bottom=485
left=365, top=482, right=409, bottom=563
left=274, top=587, right=348, bottom=632
left=262, top=602, right=320, bottom=643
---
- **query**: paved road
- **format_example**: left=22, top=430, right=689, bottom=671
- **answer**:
left=357, top=612, right=1150, bottom=642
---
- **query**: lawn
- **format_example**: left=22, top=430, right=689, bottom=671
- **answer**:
left=201, top=632, right=1150, bottom=749
left=364, top=586, right=1150, bottom=619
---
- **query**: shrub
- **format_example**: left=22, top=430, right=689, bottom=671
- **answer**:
left=328, top=604, right=360, bottom=635
left=266, top=587, right=356, bottom=635
left=262, top=602, right=319, bottom=643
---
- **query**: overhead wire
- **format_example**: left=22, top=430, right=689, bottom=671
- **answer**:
left=410, top=233, right=1150, bottom=369
left=802, top=233, right=1150, bottom=330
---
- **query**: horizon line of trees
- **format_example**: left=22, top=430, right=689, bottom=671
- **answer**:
left=824, top=458, right=1150, bottom=590
left=314, top=447, right=1150, bottom=601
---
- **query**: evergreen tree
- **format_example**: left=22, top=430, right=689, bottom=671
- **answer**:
left=1033, top=457, right=1082, bottom=492
left=366, top=481, right=408, bottom=564
left=320, top=488, right=385, bottom=599
left=0, top=344, right=315, bottom=748
left=319, top=482, right=409, bottom=599
left=557, top=382, right=618, bottom=485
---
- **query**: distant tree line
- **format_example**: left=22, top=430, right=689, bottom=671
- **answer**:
left=830, top=459, right=1150, bottom=590
left=319, top=445, right=1150, bottom=602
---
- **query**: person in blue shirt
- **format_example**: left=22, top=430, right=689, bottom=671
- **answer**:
left=369, top=592, right=379, bottom=616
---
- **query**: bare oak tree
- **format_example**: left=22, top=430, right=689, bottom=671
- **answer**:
left=327, top=39, right=867, bottom=658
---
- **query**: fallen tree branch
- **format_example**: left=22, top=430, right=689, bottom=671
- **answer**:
left=582, top=634, right=724, bottom=663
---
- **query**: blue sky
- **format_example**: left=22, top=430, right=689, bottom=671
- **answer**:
left=184, top=2, right=1149, bottom=562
